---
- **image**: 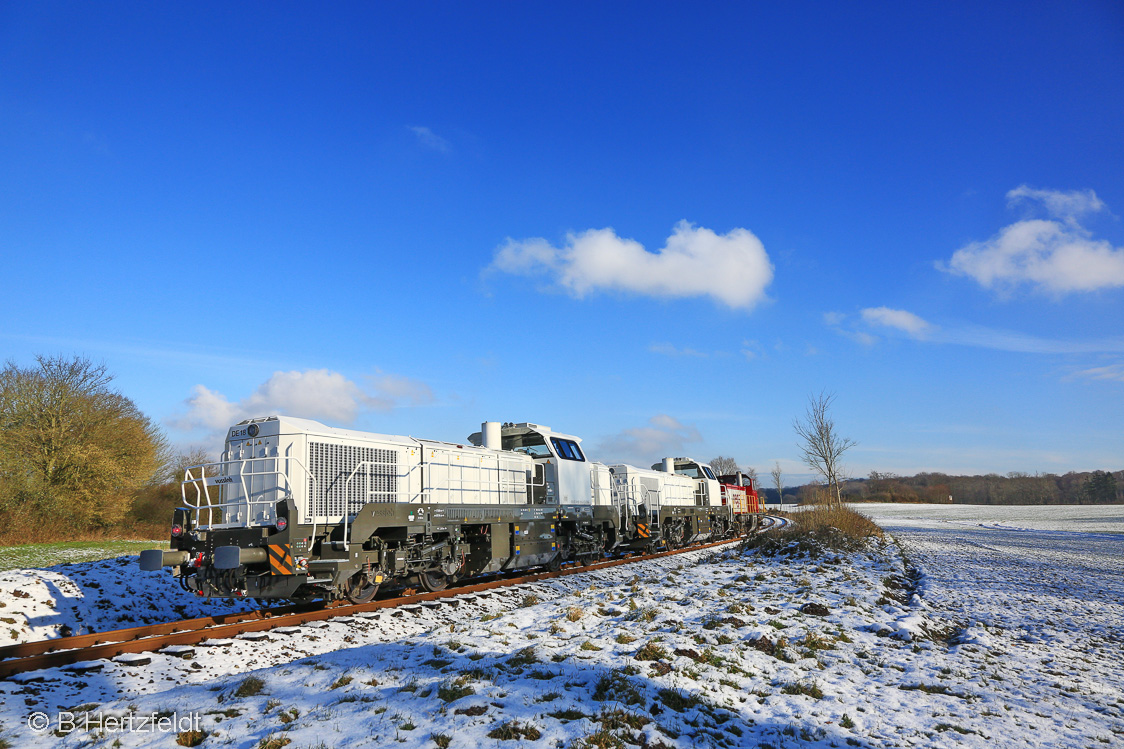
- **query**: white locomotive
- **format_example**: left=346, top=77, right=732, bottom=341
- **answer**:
left=140, top=416, right=757, bottom=602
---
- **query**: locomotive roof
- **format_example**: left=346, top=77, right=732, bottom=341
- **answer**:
left=650, top=457, right=713, bottom=469
left=231, top=415, right=581, bottom=453
left=228, top=415, right=451, bottom=450
left=465, top=422, right=584, bottom=446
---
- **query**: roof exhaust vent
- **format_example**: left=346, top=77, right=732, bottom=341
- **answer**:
left=482, top=421, right=502, bottom=451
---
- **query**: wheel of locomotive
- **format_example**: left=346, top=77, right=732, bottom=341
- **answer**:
left=547, top=554, right=563, bottom=573
left=418, top=569, right=449, bottom=592
left=345, top=572, right=379, bottom=604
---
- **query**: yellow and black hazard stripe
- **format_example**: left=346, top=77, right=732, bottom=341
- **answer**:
left=268, top=543, right=295, bottom=576
left=635, top=522, right=650, bottom=539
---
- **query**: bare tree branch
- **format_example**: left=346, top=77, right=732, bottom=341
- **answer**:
left=770, top=460, right=783, bottom=505
left=709, top=456, right=741, bottom=476
left=793, top=390, right=856, bottom=505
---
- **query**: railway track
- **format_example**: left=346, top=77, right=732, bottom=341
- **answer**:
left=0, top=518, right=782, bottom=679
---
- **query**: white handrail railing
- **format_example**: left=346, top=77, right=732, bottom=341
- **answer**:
left=180, top=457, right=319, bottom=540
left=337, top=452, right=532, bottom=545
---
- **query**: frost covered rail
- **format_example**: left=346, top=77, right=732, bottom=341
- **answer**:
left=0, top=525, right=779, bottom=679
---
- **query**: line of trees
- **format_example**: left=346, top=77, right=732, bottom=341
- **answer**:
left=785, top=390, right=1120, bottom=506
left=841, top=469, right=1123, bottom=505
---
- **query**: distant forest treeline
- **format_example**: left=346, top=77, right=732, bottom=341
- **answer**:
left=760, top=469, right=1124, bottom=505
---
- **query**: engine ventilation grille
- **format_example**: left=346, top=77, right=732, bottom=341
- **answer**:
left=309, top=442, right=398, bottom=517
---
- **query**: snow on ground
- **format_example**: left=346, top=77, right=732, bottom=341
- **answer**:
left=855, top=502, right=1124, bottom=535
left=0, top=506, right=1121, bottom=748
left=858, top=504, right=1124, bottom=747
left=0, top=556, right=258, bottom=646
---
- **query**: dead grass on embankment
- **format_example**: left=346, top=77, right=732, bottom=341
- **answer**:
left=0, top=507, right=168, bottom=547
left=741, top=503, right=884, bottom=556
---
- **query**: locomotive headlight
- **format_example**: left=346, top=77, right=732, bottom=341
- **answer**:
left=275, top=517, right=288, bottom=531
left=171, top=524, right=184, bottom=537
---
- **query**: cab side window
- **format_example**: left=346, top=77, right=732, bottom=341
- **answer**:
left=550, top=438, right=586, bottom=461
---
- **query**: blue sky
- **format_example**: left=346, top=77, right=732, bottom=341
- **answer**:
left=2, top=2, right=1122, bottom=481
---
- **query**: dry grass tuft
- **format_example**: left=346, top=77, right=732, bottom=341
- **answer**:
left=234, top=676, right=266, bottom=698
left=487, top=721, right=542, bottom=741
left=175, top=731, right=208, bottom=747
left=741, top=503, right=883, bottom=556
left=633, top=641, right=668, bottom=661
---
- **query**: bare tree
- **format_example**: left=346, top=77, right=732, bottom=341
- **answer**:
left=708, top=456, right=740, bottom=476
left=743, top=466, right=759, bottom=486
left=770, top=461, right=783, bottom=505
left=793, top=390, right=856, bottom=506
left=168, top=447, right=215, bottom=483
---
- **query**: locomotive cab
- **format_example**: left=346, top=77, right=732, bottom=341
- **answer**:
left=654, top=458, right=723, bottom=509
left=654, top=457, right=729, bottom=541
left=716, top=472, right=763, bottom=533
left=470, top=422, right=608, bottom=507
left=468, top=422, right=617, bottom=562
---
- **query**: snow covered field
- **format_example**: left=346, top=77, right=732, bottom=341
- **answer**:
left=0, top=506, right=1120, bottom=748
left=856, top=502, right=1124, bottom=535
left=860, top=503, right=1124, bottom=747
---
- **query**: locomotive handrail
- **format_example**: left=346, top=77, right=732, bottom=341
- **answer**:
left=181, top=461, right=260, bottom=528
left=180, top=457, right=319, bottom=535
left=339, top=458, right=420, bottom=547
left=339, top=451, right=532, bottom=545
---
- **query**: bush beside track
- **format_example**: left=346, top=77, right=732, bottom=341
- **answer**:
left=740, top=504, right=884, bottom=556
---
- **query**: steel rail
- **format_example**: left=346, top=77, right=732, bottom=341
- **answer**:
left=0, top=519, right=780, bottom=679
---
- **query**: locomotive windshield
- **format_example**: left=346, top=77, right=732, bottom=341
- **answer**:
left=502, top=431, right=552, bottom=457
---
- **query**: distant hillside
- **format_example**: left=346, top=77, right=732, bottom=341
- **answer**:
left=825, top=469, right=1123, bottom=505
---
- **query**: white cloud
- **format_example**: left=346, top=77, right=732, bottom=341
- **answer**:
left=939, top=186, right=1124, bottom=294
left=365, top=372, right=434, bottom=407
left=851, top=332, right=877, bottom=346
left=596, top=414, right=702, bottom=466
left=170, top=369, right=433, bottom=433
left=491, top=221, right=774, bottom=309
left=939, top=326, right=1124, bottom=355
left=823, top=311, right=878, bottom=346
left=409, top=126, right=451, bottom=152
left=1006, top=185, right=1104, bottom=224
left=836, top=305, right=1124, bottom=355
left=861, top=307, right=934, bottom=338
left=1068, top=363, right=1124, bottom=383
left=649, top=342, right=708, bottom=358
left=173, top=385, right=242, bottom=432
